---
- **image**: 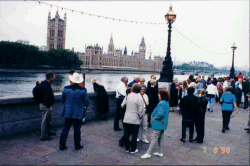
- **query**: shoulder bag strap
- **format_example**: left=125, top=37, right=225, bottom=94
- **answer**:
left=140, top=94, right=147, bottom=105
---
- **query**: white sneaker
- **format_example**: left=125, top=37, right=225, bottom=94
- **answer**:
left=137, top=138, right=140, bottom=142
left=142, top=139, right=149, bottom=144
left=130, top=149, right=138, bottom=154
left=141, top=153, right=152, bottom=159
left=153, top=152, right=163, bottom=157
left=126, top=150, right=130, bottom=153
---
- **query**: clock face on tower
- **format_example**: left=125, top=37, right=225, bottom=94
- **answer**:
left=140, top=47, right=143, bottom=49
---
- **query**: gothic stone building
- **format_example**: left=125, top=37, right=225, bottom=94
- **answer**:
left=47, top=10, right=67, bottom=50
left=78, top=35, right=163, bottom=71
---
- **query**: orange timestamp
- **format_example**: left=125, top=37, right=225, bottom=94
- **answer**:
left=203, top=147, right=231, bottom=154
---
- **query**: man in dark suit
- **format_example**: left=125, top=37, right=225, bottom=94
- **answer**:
left=40, top=72, right=56, bottom=140
left=179, top=87, right=199, bottom=143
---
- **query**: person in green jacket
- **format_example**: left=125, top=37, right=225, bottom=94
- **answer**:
left=141, top=89, right=170, bottom=159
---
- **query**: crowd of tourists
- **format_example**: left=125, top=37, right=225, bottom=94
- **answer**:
left=34, top=71, right=250, bottom=159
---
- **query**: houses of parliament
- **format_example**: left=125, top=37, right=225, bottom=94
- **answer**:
left=46, top=11, right=163, bottom=71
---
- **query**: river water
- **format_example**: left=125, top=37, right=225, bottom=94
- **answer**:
left=0, top=72, right=224, bottom=98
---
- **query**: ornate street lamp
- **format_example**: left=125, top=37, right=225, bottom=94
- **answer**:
left=158, top=5, right=176, bottom=90
left=229, top=42, right=237, bottom=78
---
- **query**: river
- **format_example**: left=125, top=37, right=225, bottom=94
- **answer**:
left=0, top=72, right=226, bottom=98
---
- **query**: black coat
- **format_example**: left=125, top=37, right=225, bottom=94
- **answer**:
left=147, top=81, right=158, bottom=89
left=93, top=82, right=109, bottom=114
left=180, top=94, right=199, bottom=120
left=41, top=80, right=55, bottom=107
left=243, top=82, right=250, bottom=94
left=169, top=83, right=178, bottom=107
left=146, top=86, right=159, bottom=114
left=197, top=97, right=208, bottom=113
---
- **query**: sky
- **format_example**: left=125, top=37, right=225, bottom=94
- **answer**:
left=0, top=0, right=249, bottom=70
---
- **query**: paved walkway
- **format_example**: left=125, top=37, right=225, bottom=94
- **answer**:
left=0, top=103, right=249, bottom=165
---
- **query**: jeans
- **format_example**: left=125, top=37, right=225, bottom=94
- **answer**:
left=182, top=120, right=194, bottom=140
left=222, top=111, right=233, bottom=129
left=123, top=123, right=140, bottom=152
left=146, top=130, right=164, bottom=155
left=59, top=118, right=82, bottom=148
left=39, top=103, right=52, bottom=139
left=207, top=96, right=215, bottom=111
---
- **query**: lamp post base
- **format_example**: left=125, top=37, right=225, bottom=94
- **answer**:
left=158, top=81, right=172, bottom=93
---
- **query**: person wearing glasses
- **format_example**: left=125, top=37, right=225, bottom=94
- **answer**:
left=137, top=84, right=149, bottom=144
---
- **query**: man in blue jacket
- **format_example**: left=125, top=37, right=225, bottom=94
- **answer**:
left=128, top=76, right=140, bottom=87
left=59, top=72, right=90, bottom=151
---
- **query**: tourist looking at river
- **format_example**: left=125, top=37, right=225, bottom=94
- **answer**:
left=59, top=72, right=90, bottom=151
left=122, top=84, right=144, bottom=154
left=40, top=72, right=56, bottom=141
left=141, top=89, right=170, bottom=159
left=128, top=75, right=140, bottom=87
left=114, top=76, right=128, bottom=131
left=91, top=78, right=109, bottom=120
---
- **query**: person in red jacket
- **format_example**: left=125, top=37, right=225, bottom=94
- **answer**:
left=217, top=78, right=223, bottom=105
left=237, top=72, right=244, bottom=81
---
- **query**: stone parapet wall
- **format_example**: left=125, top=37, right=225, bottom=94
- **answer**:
left=0, top=91, right=117, bottom=137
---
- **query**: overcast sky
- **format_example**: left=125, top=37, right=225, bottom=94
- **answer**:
left=0, top=0, right=249, bottom=70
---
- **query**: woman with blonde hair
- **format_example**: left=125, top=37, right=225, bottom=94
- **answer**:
left=91, top=78, right=109, bottom=120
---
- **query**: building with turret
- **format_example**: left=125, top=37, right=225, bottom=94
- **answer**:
left=47, top=10, right=67, bottom=50
left=78, top=35, right=163, bottom=71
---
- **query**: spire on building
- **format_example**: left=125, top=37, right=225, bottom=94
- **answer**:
left=124, top=46, right=127, bottom=55
left=55, top=9, right=59, bottom=18
left=64, top=12, right=67, bottom=19
left=110, top=34, right=113, bottom=45
left=140, top=36, right=145, bottom=45
left=48, top=10, right=51, bottom=19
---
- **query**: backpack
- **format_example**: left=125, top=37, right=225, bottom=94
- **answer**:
left=32, top=82, right=43, bottom=103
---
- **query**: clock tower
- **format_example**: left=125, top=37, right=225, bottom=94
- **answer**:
left=139, top=36, right=146, bottom=59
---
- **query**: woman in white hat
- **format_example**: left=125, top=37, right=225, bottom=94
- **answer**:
left=59, top=72, right=90, bottom=151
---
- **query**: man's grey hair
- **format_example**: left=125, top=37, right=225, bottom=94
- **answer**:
left=121, top=76, right=128, bottom=82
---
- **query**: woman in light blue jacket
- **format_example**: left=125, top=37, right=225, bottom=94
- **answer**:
left=141, top=89, right=170, bottom=159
